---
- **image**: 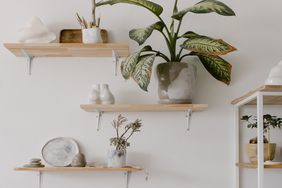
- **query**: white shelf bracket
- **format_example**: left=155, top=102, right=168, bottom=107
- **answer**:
left=124, top=171, right=132, bottom=188
left=112, top=49, right=119, bottom=76
left=21, top=49, right=34, bottom=75
left=38, top=172, right=42, bottom=188
left=96, top=111, right=104, bottom=131
left=186, top=109, right=193, bottom=131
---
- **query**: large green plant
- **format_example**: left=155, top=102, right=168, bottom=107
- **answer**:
left=97, top=0, right=236, bottom=91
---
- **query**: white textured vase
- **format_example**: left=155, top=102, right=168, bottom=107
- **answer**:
left=100, top=84, right=115, bottom=104
left=265, top=61, right=282, bottom=85
left=82, top=28, right=102, bottom=44
left=88, top=84, right=100, bottom=104
left=107, top=150, right=126, bottom=168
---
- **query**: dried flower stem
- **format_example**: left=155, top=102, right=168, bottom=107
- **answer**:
left=92, top=0, right=96, bottom=26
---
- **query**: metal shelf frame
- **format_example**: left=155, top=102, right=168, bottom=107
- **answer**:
left=233, top=90, right=282, bottom=188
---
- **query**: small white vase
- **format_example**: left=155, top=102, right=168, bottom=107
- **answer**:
left=107, top=150, right=126, bottom=168
left=88, top=84, right=100, bottom=104
left=82, top=28, right=102, bottom=44
left=100, top=84, right=115, bottom=104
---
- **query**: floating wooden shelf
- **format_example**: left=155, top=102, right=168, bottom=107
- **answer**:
left=236, top=163, right=282, bottom=169
left=15, top=167, right=142, bottom=172
left=4, top=43, right=129, bottom=57
left=231, top=85, right=282, bottom=105
left=80, top=104, right=208, bottom=112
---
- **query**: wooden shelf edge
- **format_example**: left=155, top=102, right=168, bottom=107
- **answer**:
left=15, top=167, right=143, bottom=172
left=231, top=85, right=282, bottom=105
left=80, top=103, right=208, bottom=112
left=4, top=43, right=130, bottom=58
left=236, top=163, right=282, bottom=169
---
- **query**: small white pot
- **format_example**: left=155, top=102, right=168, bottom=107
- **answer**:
left=107, top=150, right=126, bottom=168
left=82, top=28, right=102, bottom=44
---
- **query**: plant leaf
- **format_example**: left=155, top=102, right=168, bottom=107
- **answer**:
left=96, top=0, right=163, bottom=16
left=172, top=0, right=235, bottom=20
left=193, top=52, right=232, bottom=85
left=181, top=33, right=236, bottom=55
left=154, top=21, right=165, bottom=32
left=132, top=54, right=156, bottom=91
left=181, top=31, right=199, bottom=38
left=129, top=22, right=163, bottom=45
left=140, top=45, right=153, bottom=52
left=121, top=52, right=141, bottom=79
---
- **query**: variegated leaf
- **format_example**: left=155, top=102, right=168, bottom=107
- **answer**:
left=132, top=54, right=156, bottom=91
left=194, top=52, right=232, bottom=85
left=129, top=22, right=163, bottom=45
left=121, top=52, right=140, bottom=79
left=96, top=0, right=163, bottom=16
left=181, top=34, right=236, bottom=55
left=140, top=45, right=153, bottom=52
left=181, top=31, right=198, bottom=38
left=172, top=0, right=235, bottom=20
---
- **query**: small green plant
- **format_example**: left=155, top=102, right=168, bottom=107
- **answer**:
left=97, top=0, right=236, bottom=91
left=241, top=114, right=282, bottom=144
left=110, top=115, right=142, bottom=151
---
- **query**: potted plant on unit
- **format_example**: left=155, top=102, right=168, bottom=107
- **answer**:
left=108, top=115, right=142, bottom=168
left=97, top=0, right=236, bottom=103
left=241, top=114, right=282, bottom=164
left=77, top=0, right=102, bottom=43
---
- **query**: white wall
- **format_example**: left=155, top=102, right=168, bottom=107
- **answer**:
left=0, top=0, right=282, bottom=188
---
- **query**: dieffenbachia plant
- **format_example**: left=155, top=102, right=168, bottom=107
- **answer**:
left=97, top=0, right=236, bottom=91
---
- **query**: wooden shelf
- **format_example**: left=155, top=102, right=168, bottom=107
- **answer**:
left=236, top=163, right=282, bottom=169
left=15, top=167, right=142, bottom=172
left=4, top=43, right=129, bottom=57
left=80, top=104, right=208, bottom=112
left=231, top=85, right=282, bottom=105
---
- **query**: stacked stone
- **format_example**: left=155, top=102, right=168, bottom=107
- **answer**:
left=24, top=158, right=45, bottom=168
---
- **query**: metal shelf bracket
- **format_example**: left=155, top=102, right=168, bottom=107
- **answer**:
left=186, top=109, right=193, bottom=131
left=21, top=49, right=34, bottom=75
left=96, top=111, right=104, bottom=131
left=112, top=49, right=119, bottom=76
left=124, top=171, right=132, bottom=188
left=38, top=172, right=42, bottom=188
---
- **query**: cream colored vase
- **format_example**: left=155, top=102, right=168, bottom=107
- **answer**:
left=247, top=143, right=276, bottom=163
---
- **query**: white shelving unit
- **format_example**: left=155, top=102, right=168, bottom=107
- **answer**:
left=232, top=85, right=282, bottom=188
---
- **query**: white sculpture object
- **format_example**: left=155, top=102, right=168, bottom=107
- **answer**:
left=265, top=61, right=282, bottom=85
left=89, top=84, right=101, bottom=104
left=17, top=17, right=56, bottom=43
left=100, top=84, right=115, bottom=104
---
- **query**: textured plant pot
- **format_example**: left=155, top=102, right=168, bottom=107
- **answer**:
left=247, top=143, right=276, bottom=164
left=107, top=150, right=126, bottom=168
left=82, top=28, right=102, bottom=44
left=156, top=62, right=196, bottom=104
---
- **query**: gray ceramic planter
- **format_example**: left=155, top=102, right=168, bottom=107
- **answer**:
left=156, top=62, right=196, bottom=104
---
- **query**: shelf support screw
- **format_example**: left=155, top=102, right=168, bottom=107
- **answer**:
left=21, top=49, right=34, bottom=76
left=186, top=109, right=193, bottom=131
left=124, top=171, right=132, bottom=188
left=112, top=49, right=119, bottom=76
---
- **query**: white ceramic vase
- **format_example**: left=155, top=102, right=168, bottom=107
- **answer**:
left=82, top=28, right=102, bottom=44
left=88, top=84, right=100, bottom=104
left=100, top=84, right=115, bottom=104
left=265, top=61, right=282, bottom=85
left=107, top=150, right=126, bottom=168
